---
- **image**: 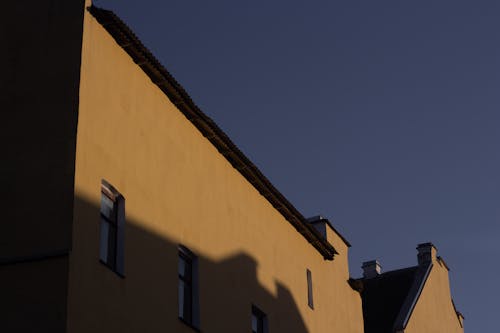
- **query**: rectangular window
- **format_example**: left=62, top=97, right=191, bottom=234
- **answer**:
left=251, top=305, right=267, bottom=333
left=100, top=180, right=125, bottom=276
left=178, top=245, right=200, bottom=329
left=307, top=269, right=314, bottom=309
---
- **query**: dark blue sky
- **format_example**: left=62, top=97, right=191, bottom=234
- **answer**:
left=95, top=0, right=499, bottom=330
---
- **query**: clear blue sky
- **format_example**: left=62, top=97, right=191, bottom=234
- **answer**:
left=95, top=0, right=499, bottom=330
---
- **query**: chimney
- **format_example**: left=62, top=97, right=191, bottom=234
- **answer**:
left=362, top=260, right=382, bottom=279
left=417, top=242, right=437, bottom=265
left=306, top=215, right=328, bottom=239
left=306, top=215, right=352, bottom=251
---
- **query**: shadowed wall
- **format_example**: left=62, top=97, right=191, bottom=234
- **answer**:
left=0, top=1, right=85, bottom=332
left=68, top=196, right=311, bottom=332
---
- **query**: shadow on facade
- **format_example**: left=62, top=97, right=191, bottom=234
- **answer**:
left=69, top=196, right=310, bottom=333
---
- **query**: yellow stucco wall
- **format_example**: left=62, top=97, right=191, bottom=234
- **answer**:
left=67, top=7, right=364, bottom=333
left=403, top=258, right=463, bottom=333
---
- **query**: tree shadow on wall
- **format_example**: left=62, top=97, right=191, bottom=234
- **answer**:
left=69, top=196, right=310, bottom=333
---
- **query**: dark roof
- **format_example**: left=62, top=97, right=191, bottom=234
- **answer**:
left=360, top=266, right=418, bottom=333
left=359, top=262, right=433, bottom=333
left=87, top=6, right=337, bottom=260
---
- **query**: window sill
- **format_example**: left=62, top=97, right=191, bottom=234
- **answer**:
left=99, top=259, right=125, bottom=278
left=179, top=317, right=200, bottom=332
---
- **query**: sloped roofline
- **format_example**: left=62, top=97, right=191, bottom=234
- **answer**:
left=87, top=6, right=337, bottom=260
left=452, top=299, right=465, bottom=328
left=392, top=262, right=433, bottom=331
left=392, top=260, right=463, bottom=331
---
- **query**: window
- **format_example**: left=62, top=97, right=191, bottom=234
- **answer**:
left=178, top=245, right=200, bottom=329
left=100, top=180, right=125, bottom=276
left=306, top=269, right=314, bottom=309
left=251, top=305, right=267, bottom=333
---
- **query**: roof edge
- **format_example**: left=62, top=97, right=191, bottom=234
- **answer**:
left=86, top=6, right=337, bottom=260
left=452, top=299, right=465, bottom=328
left=437, top=256, right=450, bottom=271
left=392, top=262, right=433, bottom=331
left=325, top=220, right=352, bottom=248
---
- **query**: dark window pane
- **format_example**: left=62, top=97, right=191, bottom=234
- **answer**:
left=257, top=316, right=263, bottom=333
left=179, top=279, right=192, bottom=322
left=100, top=194, right=116, bottom=222
left=252, top=313, right=258, bottom=333
left=183, top=283, right=192, bottom=323
left=178, top=254, right=192, bottom=281
left=99, top=220, right=109, bottom=262
left=307, top=269, right=314, bottom=309
left=178, top=250, right=194, bottom=324
left=107, top=223, right=117, bottom=269
left=252, top=306, right=265, bottom=333
left=178, top=256, right=192, bottom=279
left=178, top=257, right=186, bottom=277
left=100, top=181, right=124, bottom=276
left=178, top=280, right=185, bottom=318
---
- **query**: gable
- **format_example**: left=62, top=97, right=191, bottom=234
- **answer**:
left=402, top=259, right=463, bottom=333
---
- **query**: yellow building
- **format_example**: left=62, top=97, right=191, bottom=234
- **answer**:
left=1, top=1, right=462, bottom=332
left=355, top=243, right=464, bottom=333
